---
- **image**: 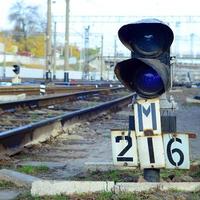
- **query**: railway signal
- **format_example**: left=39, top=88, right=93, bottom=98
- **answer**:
left=111, top=19, right=194, bottom=182
left=114, top=19, right=173, bottom=98
left=12, top=64, right=21, bottom=84
left=13, top=64, right=20, bottom=75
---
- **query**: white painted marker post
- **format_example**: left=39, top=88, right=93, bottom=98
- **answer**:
left=40, top=83, right=46, bottom=96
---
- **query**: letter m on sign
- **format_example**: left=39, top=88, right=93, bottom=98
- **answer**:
left=134, top=98, right=161, bottom=136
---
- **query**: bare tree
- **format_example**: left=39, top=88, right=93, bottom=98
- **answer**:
left=8, top=0, right=45, bottom=50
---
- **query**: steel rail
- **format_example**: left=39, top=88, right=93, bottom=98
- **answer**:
left=0, top=84, right=120, bottom=95
left=0, top=87, right=124, bottom=111
left=0, top=93, right=133, bottom=156
left=0, top=85, right=95, bottom=95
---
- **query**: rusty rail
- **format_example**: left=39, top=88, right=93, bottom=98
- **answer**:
left=0, top=87, right=125, bottom=111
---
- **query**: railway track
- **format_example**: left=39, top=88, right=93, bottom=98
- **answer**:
left=0, top=85, right=108, bottom=96
left=0, top=87, right=133, bottom=157
left=0, top=89, right=200, bottom=199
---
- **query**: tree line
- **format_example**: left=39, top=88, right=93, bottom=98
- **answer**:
left=0, top=0, right=99, bottom=60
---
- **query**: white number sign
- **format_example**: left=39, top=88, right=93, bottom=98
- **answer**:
left=163, top=134, right=190, bottom=169
left=111, top=130, right=138, bottom=166
left=111, top=97, right=191, bottom=170
left=137, top=135, right=165, bottom=169
left=134, top=98, right=161, bottom=136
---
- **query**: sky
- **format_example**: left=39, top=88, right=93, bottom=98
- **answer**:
left=1, top=0, right=200, bottom=55
left=1, top=0, right=200, bottom=28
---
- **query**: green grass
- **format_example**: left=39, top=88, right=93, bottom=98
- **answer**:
left=69, top=192, right=142, bottom=200
left=191, top=192, right=200, bottom=200
left=15, top=190, right=200, bottom=200
left=95, top=191, right=113, bottom=200
left=17, top=192, right=69, bottom=200
left=0, top=180, right=16, bottom=188
left=160, top=169, right=188, bottom=180
left=17, top=165, right=49, bottom=175
left=88, top=192, right=139, bottom=200
left=73, top=168, right=199, bottom=182
left=18, top=192, right=139, bottom=200
left=72, top=169, right=141, bottom=182
left=161, top=167, right=200, bottom=180
left=189, top=169, right=200, bottom=178
left=73, top=167, right=200, bottom=182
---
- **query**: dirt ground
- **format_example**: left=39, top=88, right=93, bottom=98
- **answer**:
left=170, top=88, right=200, bottom=160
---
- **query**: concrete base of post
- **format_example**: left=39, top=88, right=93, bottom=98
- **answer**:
left=12, top=75, right=21, bottom=84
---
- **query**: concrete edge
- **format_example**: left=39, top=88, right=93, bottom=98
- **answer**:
left=31, top=180, right=115, bottom=196
left=31, top=180, right=200, bottom=196
left=115, top=182, right=200, bottom=192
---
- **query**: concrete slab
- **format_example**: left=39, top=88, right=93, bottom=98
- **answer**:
left=160, top=182, right=200, bottom=192
left=0, top=169, right=41, bottom=188
left=16, top=161, right=67, bottom=170
left=31, top=180, right=114, bottom=196
left=114, top=182, right=159, bottom=192
left=114, top=182, right=200, bottom=192
left=31, top=180, right=200, bottom=196
left=0, top=190, right=20, bottom=200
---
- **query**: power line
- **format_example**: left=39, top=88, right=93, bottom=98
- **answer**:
left=53, top=15, right=200, bottom=24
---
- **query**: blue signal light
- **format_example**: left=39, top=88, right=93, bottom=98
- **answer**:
left=135, top=67, right=164, bottom=97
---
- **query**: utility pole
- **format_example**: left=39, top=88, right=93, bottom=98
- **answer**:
left=190, top=33, right=195, bottom=58
left=100, top=35, right=104, bottom=80
left=114, top=38, right=117, bottom=65
left=1, top=43, right=6, bottom=79
left=64, top=0, right=70, bottom=82
left=113, top=38, right=117, bottom=80
left=46, top=0, right=52, bottom=81
left=83, top=26, right=90, bottom=80
left=3, top=52, right=6, bottom=79
left=175, top=22, right=180, bottom=57
left=53, top=21, right=57, bottom=80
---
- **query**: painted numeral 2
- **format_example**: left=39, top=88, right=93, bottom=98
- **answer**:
left=115, top=136, right=133, bottom=162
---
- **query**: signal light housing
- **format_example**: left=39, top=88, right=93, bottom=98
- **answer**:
left=13, top=64, right=20, bottom=75
left=115, top=19, right=174, bottom=98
